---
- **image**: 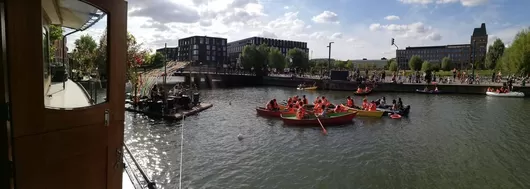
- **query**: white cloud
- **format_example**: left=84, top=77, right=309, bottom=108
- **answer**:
left=284, top=6, right=289, bottom=9
left=312, top=11, right=339, bottom=24
left=66, top=0, right=513, bottom=61
left=398, top=0, right=488, bottom=6
left=330, top=33, right=343, bottom=39
left=384, top=15, right=400, bottom=21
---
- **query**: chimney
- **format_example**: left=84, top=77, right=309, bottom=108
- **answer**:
left=481, top=23, right=485, bottom=29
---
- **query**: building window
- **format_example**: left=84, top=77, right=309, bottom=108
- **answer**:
left=193, top=44, right=198, bottom=49
left=223, top=47, right=226, bottom=51
left=200, top=38, right=204, bottom=44
left=193, top=55, right=198, bottom=60
left=206, top=38, right=209, bottom=44
left=207, top=45, right=210, bottom=50
left=193, top=50, right=198, bottom=55
left=212, top=56, right=216, bottom=61
left=207, top=56, right=210, bottom=61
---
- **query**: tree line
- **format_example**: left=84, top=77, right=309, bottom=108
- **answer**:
left=49, top=25, right=164, bottom=83
left=239, top=44, right=309, bottom=75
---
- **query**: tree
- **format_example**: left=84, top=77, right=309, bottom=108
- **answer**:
left=389, top=61, right=398, bottom=72
left=268, top=48, right=286, bottom=70
left=485, top=38, right=505, bottom=70
left=431, top=63, right=441, bottom=72
left=287, top=48, right=309, bottom=71
left=386, top=58, right=396, bottom=70
left=334, top=60, right=347, bottom=70
left=498, top=28, right=530, bottom=75
left=125, top=33, right=149, bottom=85
left=151, top=52, right=165, bottom=66
left=49, top=25, right=64, bottom=62
left=441, top=57, right=454, bottom=71
left=408, top=55, right=423, bottom=71
left=240, top=44, right=270, bottom=75
left=345, top=60, right=354, bottom=70
left=72, top=35, right=98, bottom=73
left=421, top=61, right=432, bottom=72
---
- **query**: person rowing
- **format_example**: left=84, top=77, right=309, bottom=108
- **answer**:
left=391, top=99, right=397, bottom=111
left=379, top=97, right=386, bottom=107
left=321, top=96, right=330, bottom=106
left=397, top=98, right=404, bottom=110
left=346, top=96, right=354, bottom=108
left=266, top=100, right=275, bottom=111
left=272, top=99, right=280, bottom=110
left=296, top=105, right=307, bottom=119
left=318, top=105, right=328, bottom=118
left=361, top=98, right=369, bottom=110
left=334, top=104, right=347, bottom=113
left=302, top=95, right=308, bottom=105
left=314, top=96, right=321, bottom=105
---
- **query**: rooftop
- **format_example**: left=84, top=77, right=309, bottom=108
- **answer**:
left=472, top=23, right=488, bottom=37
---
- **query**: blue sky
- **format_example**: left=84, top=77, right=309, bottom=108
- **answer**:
left=67, top=0, right=530, bottom=60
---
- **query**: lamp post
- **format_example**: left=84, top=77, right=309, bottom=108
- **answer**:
left=327, top=42, right=334, bottom=78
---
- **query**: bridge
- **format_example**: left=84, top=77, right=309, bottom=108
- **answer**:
left=172, top=67, right=262, bottom=87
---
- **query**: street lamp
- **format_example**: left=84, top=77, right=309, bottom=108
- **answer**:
left=327, top=42, right=334, bottom=77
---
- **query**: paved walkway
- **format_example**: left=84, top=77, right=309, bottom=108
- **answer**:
left=45, top=79, right=92, bottom=108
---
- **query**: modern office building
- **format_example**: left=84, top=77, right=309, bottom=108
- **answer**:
left=396, top=23, right=487, bottom=70
left=176, top=36, right=228, bottom=66
left=156, top=47, right=179, bottom=61
left=227, top=37, right=309, bottom=66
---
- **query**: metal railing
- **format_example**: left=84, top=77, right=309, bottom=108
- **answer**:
left=123, top=144, right=157, bottom=189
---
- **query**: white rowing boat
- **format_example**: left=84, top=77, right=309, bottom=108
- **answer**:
left=486, top=91, right=525, bottom=97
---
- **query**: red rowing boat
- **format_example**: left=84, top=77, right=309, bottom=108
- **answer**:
left=256, top=107, right=294, bottom=118
left=280, top=112, right=357, bottom=126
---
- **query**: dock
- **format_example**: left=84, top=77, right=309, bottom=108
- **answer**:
left=125, top=103, right=213, bottom=120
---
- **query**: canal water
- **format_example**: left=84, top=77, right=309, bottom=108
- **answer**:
left=124, top=86, right=530, bottom=189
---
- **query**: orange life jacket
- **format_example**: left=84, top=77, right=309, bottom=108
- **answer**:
left=296, top=107, right=305, bottom=119
left=362, top=102, right=368, bottom=110
left=322, top=99, right=330, bottom=106
left=369, top=103, right=377, bottom=111
left=346, top=99, right=353, bottom=107
left=334, top=105, right=344, bottom=112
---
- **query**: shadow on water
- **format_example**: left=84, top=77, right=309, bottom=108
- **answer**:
left=124, top=86, right=530, bottom=189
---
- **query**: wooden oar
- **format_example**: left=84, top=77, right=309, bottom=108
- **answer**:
left=314, top=113, right=328, bottom=135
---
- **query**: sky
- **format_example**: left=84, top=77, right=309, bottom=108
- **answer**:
left=66, top=0, right=530, bottom=60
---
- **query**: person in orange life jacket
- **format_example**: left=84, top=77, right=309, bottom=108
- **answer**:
left=266, top=100, right=274, bottom=110
left=318, top=105, right=328, bottom=118
left=368, top=101, right=377, bottom=111
left=302, top=95, right=308, bottom=105
left=365, top=86, right=370, bottom=91
left=334, top=104, right=346, bottom=113
left=346, top=96, right=354, bottom=108
left=294, top=95, right=299, bottom=101
left=314, top=96, right=320, bottom=105
left=362, top=98, right=369, bottom=110
left=296, top=106, right=306, bottom=119
left=314, top=99, right=322, bottom=113
left=356, top=87, right=363, bottom=93
left=287, top=104, right=295, bottom=112
left=287, top=97, right=293, bottom=106
left=321, top=96, right=330, bottom=106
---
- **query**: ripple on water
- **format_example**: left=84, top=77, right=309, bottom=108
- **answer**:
left=125, top=87, right=530, bottom=189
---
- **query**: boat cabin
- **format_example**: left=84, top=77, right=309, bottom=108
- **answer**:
left=1, top=0, right=127, bottom=188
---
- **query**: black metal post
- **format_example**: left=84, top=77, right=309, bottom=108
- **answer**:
left=327, top=42, right=334, bottom=78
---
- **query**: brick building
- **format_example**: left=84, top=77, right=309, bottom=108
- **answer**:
left=396, top=23, right=487, bottom=70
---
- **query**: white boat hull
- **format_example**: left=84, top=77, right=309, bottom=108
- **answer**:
left=486, top=91, right=525, bottom=97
